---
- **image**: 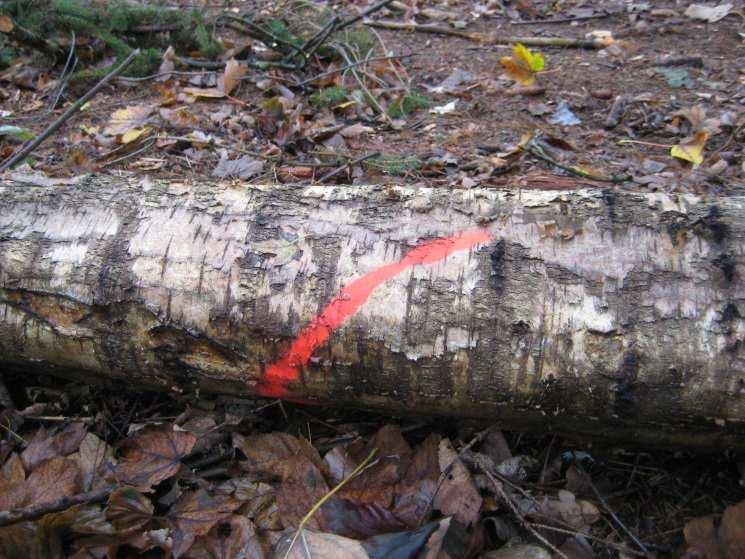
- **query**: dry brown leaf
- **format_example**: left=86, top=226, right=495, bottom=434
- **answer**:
left=276, top=529, right=369, bottom=559
left=106, top=486, right=154, bottom=533
left=433, top=438, right=482, bottom=526
left=219, top=58, right=247, bottom=95
left=103, top=105, right=154, bottom=136
left=157, top=45, right=176, bottom=82
left=686, top=500, right=745, bottom=559
left=185, top=515, right=267, bottom=559
left=533, top=490, right=600, bottom=530
left=393, top=433, right=440, bottom=527
left=110, top=425, right=197, bottom=490
left=1, top=452, right=25, bottom=485
left=24, top=456, right=81, bottom=507
left=233, top=432, right=327, bottom=479
left=167, top=489, right=242, bottom=558
left=276, top=454, right=330, bottom=529
left=74, top=432, right=115, bottom=491
left=21, top=422, right=86, bottom=472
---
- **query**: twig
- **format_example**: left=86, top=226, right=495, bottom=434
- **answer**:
left=282, top=448, right=378, bottom=559
left=578, top=469, right=652, bottom=556
left=296, top=53, right=415, bottom=86
left=482, top=468, right=570, bottom=559
left=511, top=12, right=612, bottom=25
left=319, top=152, right=381, bottom=182
left=337, top=0, right=395, bottom=33
left=0, top=49, right=141, bottom=173
left=332, top=44, right=390, bottom=121
left=0, top=485, right=116, bottom=527
left=286, top=0, right=395, bottom=68
left=530, top=522, right=645, bottom=556
left=524, top=137, right=631, bottom=183
left=365, top=20, right=604, bottom=48
left=217, top=13, right=304, bottom=56
left=48, top=32, right=77, bottom=113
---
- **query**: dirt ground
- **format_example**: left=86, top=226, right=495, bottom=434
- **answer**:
left=1, top=1, right=745, bottom=557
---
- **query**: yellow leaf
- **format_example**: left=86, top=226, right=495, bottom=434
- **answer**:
left=0, top=15, right=14, bottom=33
left=500, top=57, right=535, bottom=85
left=121, top=127, right=149, bottom=144
left=671, top=131, right=708, bottom=166
left=513, top=43, right=544, bottom=72
left=500, top=43, right=545, bottom=85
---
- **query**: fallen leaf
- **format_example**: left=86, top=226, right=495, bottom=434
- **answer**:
left=218, top=58, right=247, bottom=95
left=157, top=46, right=176, bottom=82
left=433, top=438, right=482, bottom=526
left=233, top=432, right=327, bottom=479
left=106, top=486, right=154, bottom=533
left=685, top=3, right=733, bottom=23
left=24, top=456, right=81, bottom=507
left=21, top=422, right=86, bottom=472
left=74, top=432, right=115, bottom=491
left=185, top=515, right=266, bottom=559
left=276, top=455, right=330, bottom=529
left=181, top=87, right=226, bottom=101
left=167, top=490, right=242, bottom=558
left=393, top=434, right=440, bottom=527
left=110, top=425, right=197, bottom=490
left=121, top=126, right=150, bottom=144
left=276, top=529, right=368, bottom=559
left=212, top=152, right=265, bottom=179
left=500, top=43, right=545, bottom=85
left=319, top=497, right=407, bottom=539
left=103, top=105, right=154, bottom=136
left=340, top=123, right=374, bottom=138
left=671, top=131, right=708, bottom=166
left=532, top=490, right=600, bottom=530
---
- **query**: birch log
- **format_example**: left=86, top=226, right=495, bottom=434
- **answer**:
left=1, top=176, right=744, bottom=447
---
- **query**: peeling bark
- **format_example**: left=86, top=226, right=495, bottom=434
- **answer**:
left=1, top=177, right=745, bottom=447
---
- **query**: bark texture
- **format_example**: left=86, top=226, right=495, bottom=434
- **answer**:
left=1, top=176, right=744, bottom=447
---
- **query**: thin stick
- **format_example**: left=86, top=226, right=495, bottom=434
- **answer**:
left=319, top=152, right=381, bottom=182
left=524, top=138, right=631, bottom=183
left=0, top=49, right=141, bottom=173
left=296, top=53, right=415, bottom=86
left=282, top=448, right=378, bottom=559
left=482, top=468, right=570, bottom=559
left=511, top=13, right=612, bottom=25
left=0, top=485, right=115, bottom=527
left=580, top=470, right=652, bottom=556
left=365, top=20, right=604, bottom=48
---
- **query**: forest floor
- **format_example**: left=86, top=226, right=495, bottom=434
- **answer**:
left=1, top=0, right=745, bottom=557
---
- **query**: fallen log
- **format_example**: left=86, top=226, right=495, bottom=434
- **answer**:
left=1, top=177, right=744, bottom=447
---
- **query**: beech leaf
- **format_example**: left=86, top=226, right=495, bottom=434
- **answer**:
left=671, top=131, right=708, bottom=166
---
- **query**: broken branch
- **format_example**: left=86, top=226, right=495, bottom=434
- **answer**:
left=364, top=20, right=605, bottom=48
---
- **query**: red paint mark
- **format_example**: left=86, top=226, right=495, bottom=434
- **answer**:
left=258, top=229, right=492, bottom=397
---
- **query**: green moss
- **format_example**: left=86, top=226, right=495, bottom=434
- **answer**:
left=364, top=155, right=421, bottom=175
left=344, top=29, right=375, bottom=58
left=387, top=93, right=431, bottom=118
left=310, top=86, right=348, bottom=108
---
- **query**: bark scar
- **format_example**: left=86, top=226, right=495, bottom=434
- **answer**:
left=257, top=229, right=492, bottom=397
